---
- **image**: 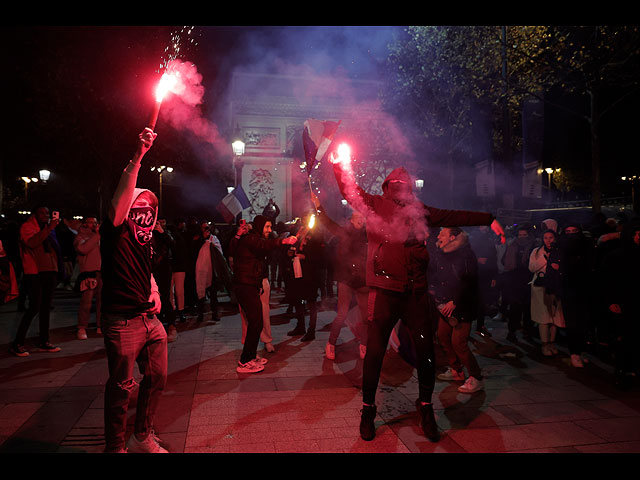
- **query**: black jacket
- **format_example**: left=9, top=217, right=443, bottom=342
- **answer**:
left=428, top=233, right=479, bottom=323
left=229, top=216, right=283, bottom=289
left=334, top=164, right=494, bottom=293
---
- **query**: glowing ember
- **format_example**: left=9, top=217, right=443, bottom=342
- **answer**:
left=308, top=214, right=316, bottom=229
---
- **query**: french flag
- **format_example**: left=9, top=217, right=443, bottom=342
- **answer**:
left=216, top=184, right=251, bottom=223
left=303, top=118, right=341, bottom=174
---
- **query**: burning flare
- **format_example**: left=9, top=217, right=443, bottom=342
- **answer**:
left=148, top=71, right=180, bottom=130
left=330, top=143, right=352, bottom=165
left=155, top=72, right=179, bottom=103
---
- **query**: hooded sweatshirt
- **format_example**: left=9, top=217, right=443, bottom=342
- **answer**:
left=100, top=187, right=158, bottom=314
left=333, top=164, right=494, bottom=293
left=230, top=215, right=284, bottom=289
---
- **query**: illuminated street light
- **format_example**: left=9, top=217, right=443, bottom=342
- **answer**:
left=150, top=165, right=174, bottom=214
left=39, top=169, right=51, bottom=182
left=544, top=167, right=561, bottom=192
left=232, top=124, right=245, bottom=158
left=20, top=176, right=39, bottom=202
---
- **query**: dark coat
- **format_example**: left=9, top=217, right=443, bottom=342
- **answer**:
left=287, top=232, right=324, bottom=302
left=229, top=217, right=283, bottom=289
left=316, top=204, right=367, bottom=288
left=333, top=164, right=494, bottom=293
left=428, top=233, right=479, bottom=323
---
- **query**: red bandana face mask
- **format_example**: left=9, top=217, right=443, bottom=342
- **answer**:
left=129, top=206, right=155, bottom=245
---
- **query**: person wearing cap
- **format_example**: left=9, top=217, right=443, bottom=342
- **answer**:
left=331, top=157, right=505, bottom=443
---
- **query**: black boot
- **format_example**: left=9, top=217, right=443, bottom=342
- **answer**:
left=196, top=298, right=205, bottom=323
left=301, top=329, right=315, bottom=342
left=359, top=404, right=377, bottom=441
left=287, top=323, right=306, bottom=336
left=415, top=399, right=440, bottom=442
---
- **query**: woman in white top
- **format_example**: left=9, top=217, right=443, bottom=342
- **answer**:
left=529, top=229, right=565, bottom=356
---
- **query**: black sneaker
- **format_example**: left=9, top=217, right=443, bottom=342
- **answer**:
left=359, top=404, right=377, bottom=441
left=415, top=399, right=440, bottom=442
left=9, top=344, right=29, bottom=357
left=37, top=342, right=61, bottom=353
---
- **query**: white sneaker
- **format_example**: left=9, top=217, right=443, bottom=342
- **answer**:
left=359, top=344, right=367, bottom=360
left=571, top=354, right=584, bottom=368
left=126, top=432, right=168, bottom=453
left=77, top=328, right=87, bottom=340
left=237, top=359, right=265, bottom=373
left=437, top=367, right=465, bottom=381
left=458, top=376, right=485, bottom=393
left=325, top=342, right=335, bottom=360
left=166, top=326, right=177, bottom=343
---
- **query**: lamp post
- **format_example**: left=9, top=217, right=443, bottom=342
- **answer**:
left=231, top=124, right=245, bottom=223
left=39, top=169, right=51, bottom=183
left=621, top=175, right=639, bottom=214
left=150, top=165, right=174, bottom=215
left=232, top=124, right=245, bottom=188
left=544, top=167, right=561, bottom=201
left=20, top=176, right=39, bottom=202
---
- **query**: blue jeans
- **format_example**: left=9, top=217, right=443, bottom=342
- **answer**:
left=102, top=312, right=167, bottom=452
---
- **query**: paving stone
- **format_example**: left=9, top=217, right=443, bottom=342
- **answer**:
left=2, top=291, right=640, bottom=453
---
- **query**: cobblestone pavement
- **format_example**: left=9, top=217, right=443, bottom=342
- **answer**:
left=1, top=288, right=639, bottom=453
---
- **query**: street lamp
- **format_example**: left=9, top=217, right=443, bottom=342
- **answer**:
left=621, top=175, right=639, bottom=214
left=20, top=176, right=38, bottom=202
left=231, top=124, right=245, bottom=223
left=231, top=123, right=245, bottom=186
left=39, top=169, right=51, bottom=182
left=544, top=167, right=561, bottom=191
left=150, top=165, right=174, bottom=214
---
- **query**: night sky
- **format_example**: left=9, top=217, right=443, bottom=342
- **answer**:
left=4, top=25, right=638, bottom=221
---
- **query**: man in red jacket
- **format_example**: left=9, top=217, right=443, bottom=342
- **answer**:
left=332, top=155, right=505, bottom=442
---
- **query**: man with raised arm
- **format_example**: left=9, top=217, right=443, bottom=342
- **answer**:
left=100, top=128, right=168, bottom=453
left=331, top=152, right=505, bottom=442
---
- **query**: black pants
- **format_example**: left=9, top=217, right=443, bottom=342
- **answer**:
left=234, top=283, right=263, bottom=364
left=562, top=295, right=588, bottom=355
left=507, top=301, right=533, bottom=335
left=13, top=271, right=57, bottom=347
left=362, top=287, right=436, bottom=405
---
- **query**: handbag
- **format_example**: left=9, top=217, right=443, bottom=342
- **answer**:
left=533, top=273, right=546, bottom=287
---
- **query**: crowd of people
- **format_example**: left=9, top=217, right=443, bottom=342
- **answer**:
left=1, top=127, right=639, bottom=452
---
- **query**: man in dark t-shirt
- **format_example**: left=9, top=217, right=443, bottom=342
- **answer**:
left=100, top=128, right=168, bottom=454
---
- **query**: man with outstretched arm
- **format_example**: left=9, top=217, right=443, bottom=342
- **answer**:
left=331, top=152, right=505, bottom=442
left=100, top=128, right=168, bottom=453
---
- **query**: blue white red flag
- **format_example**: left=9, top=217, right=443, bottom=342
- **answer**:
left=216, top=184, right=251, bottom=223
left=302, top=118, right=341, bottom=174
